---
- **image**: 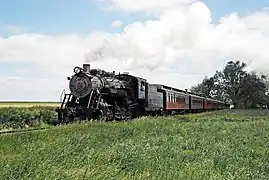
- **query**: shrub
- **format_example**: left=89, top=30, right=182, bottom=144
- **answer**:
left=0, top=106, right=57, bottom=130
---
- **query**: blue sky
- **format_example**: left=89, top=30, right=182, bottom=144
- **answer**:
left=0, top=0, right=150, bottom=35
left=0, top=0, right=268, bottom=36
left=0, top=0, right=269, bottom=101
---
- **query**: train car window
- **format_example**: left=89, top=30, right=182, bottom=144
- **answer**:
left=140, top=81, right=145, bottom=91
left=166, top=94, right=168, bottom=102
left=170, top=93, right=174, bottom=103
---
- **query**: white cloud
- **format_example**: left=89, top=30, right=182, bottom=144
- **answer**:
left=0, top=75, right=66, bottom=101
left=111, top=20, right=123, bottom=28
left=1, top=1, right=269, bottom=100
left=99, top=0, right=198, bottom=13
left=0, top=33, right=106, bottom=76
left=85, top=2, right=269, bottom=75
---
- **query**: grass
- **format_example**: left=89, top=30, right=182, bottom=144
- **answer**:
left=0, top=109, right=269, bottom=179
left=0, top=106, right=58, bottom=131
left=0, top=101, right=60, bottom=108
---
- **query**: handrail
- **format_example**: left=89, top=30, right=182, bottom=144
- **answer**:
left=60, top=89, right=66, bottom=103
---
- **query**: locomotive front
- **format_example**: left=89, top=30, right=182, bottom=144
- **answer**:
left=56, top=63, right=132, bottom=123
left=68, top=64, right=124, bottom=98
left=68, top=64, right=93, bottom=99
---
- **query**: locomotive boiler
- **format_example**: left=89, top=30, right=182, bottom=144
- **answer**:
left=56, top=64, right=149, bottom=123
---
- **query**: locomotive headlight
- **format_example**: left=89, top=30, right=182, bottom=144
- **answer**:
left=74, top=67, right=81, bottom=74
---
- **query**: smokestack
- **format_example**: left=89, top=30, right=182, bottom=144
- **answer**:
left=83, top=64, right=90, bottom=74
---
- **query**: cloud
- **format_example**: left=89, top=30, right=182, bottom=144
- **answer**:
left=111, top=20, right=123, bottom=28
left=0, top=75, right=66, bottom=101
left=0, top=33, right=106, bottom=76
left=99, top=0, right=198, bottom=13
left=85, top=2, right=269, bottom=76
left=1, top=1, right=269, bottom=100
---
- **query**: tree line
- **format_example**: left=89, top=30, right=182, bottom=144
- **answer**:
left=190, top=60, right=269, bottom=109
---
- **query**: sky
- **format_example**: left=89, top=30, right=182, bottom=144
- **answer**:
left=0, top=0, right=269, bottom=101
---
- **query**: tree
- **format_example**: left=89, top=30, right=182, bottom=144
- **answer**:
left=221, top=61, right=247, bottom=108
left=190, top=60, right=269, bottom=109
left=239, top=72, right=267, bottom=108
left=190, top=76, right=214, bottom=97
left=261, top=76, right=269, bottom=108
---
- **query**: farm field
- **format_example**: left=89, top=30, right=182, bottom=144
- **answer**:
left=0, top=101, right=60, bottom=108
left=0, top=109, right=269, bottom=179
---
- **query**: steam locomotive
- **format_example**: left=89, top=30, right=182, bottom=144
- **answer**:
left=56, top=64, right=229, bottom=123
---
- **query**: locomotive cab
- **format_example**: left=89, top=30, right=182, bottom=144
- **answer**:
left=114, top=73, right=149, bottom=117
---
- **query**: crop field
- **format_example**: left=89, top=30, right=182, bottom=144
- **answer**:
left=0, top=109, right=269, bottom=179
left=0, top=101, right=60, bottom=108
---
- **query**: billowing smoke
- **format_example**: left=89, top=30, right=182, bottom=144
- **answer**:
left=85, top=1, right=269, bottom=76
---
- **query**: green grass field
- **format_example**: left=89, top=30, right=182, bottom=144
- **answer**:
left=0, top=101, right=60, bottom=108
left=0, top=109, right=269, bottom=179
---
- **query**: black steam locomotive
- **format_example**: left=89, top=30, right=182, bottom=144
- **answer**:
left=56, top=64, right=229, bottom=123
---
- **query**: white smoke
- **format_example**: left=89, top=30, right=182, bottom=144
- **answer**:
left=85, top=1, right=269, bottom=76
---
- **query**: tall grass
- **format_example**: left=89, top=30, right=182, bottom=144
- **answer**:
left=0, top=109, right=269, bottom=179
left=0, top=106, right=57, bottom=131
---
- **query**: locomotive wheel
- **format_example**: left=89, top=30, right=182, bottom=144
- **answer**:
left=114, top=105, right=123, bottom=120
left=114, top=106, right=131, bottom=121
left=121, top=107, right=127, bottom=120
left=101, top=106, right=114, bottom=121
left=121, top=107, right=132, bottom=120
left=113, top=105, right=128, bottom=121
left=107, top=108, right=114, bottom=121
